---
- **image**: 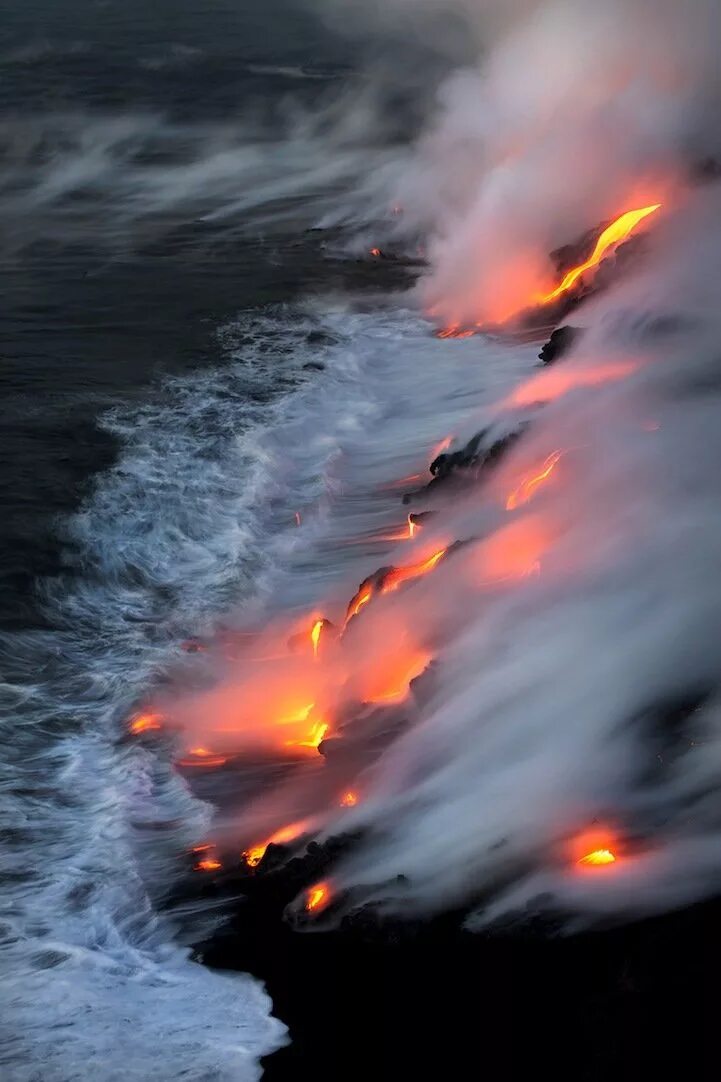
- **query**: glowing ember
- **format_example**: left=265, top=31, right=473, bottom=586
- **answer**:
left=192, top=843, right=214, bottom=853
left=578, top=848, right=616, bottom=866
left=537, top=204, right=661, bottom=306
left=310, top=619, right=324, bottom=659
left=370, top=247, right=382, bottom=257
left=194, top=858, right=222, bottom=872
left=381, top=548, right=447, bottom=594
left=407, top=513, right=417, bottom=539
left=306, top=882, right=330, bottom=912
left=130, top=712, right=163, bottom=734
left=243, top=819, right=312, bottom=868
left=506, top=450, right=564, bottom=511
left=340, top=791, right=358, bottom=807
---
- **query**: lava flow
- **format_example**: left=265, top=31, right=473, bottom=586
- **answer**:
left=305, top=882, right=330, bottom=912
left=243, top=818, right=313, bottom=868
left=506, top=450, right=564, bottom=510
left=537, top=204, right=661, bottom=306
left=382, top=548, right=447, bottom=593
left=129, top=712, right=163, bottom=734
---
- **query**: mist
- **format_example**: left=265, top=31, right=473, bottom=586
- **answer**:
left=150, top=0, right=721, bottom=928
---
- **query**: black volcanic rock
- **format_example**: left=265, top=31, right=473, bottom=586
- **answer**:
left=538, top=325, right=580, bottom=365
left=403, top=425, right=526, bottom=504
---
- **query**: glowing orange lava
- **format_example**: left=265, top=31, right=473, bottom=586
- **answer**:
left=346, top=582, right=374, bottom=622
left=130, top=712, right=163, bottom=734
left=437, top=325, right=476, bottom=339
left=571, top=828, right=621, bottom=870
left=537, top=204, right=661, bottom=306
left=310, top=619, right=324, bottom=659
left=506, top=450, right=564, bottom=511
left=340, top=791, right=358, bottom=807
left=407, top=513, right=417, bottom=539
left=306, top=882, right=330, bottom=912
left=381, top=548, right=447, bottom=593
left=578, top=848, right=616, bottom=866
left=194, top=858, right=222, bottom=872
left=370, top=247, right=382, bottom=257
left=243, top=818, right=312, bottom=867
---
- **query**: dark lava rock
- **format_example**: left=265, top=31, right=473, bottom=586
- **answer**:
left=538, top=325, right=580, bottom=365
left=302, top=360, right=325, bottom=371
left=403, top=425, right=526, bottom=504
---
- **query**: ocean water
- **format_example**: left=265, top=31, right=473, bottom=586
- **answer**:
left=0, top=3, right=497, bottom=1076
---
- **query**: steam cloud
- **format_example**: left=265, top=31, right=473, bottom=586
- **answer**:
left=165, top=0, right=721, bottom=927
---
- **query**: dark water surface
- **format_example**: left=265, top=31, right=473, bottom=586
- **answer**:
left=0, top=1, right=355, bottom=629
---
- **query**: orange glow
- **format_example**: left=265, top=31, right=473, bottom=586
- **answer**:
left=285, top=719, right=329, bottom=750
left=363, top=648, right=432, bottom=704
left=379, top=514, right=419, bottom=543
left=537, top=204, right=661, bottom=306
left=340, top=790, right=358, bottom=807
left=578, top=848, right=616, bottom=866
left=310, top=619, right=324, bottom=659
left=430, top=436, right=452, bottom=461
left=243, top=818, right=312, bottom=867
left=504, top=360, right=640, bottom=410
left=437, top=325, right=476, bottom=339
left=194, top=858, right=222, bottom=872
left=475, top=515, right=553, bottom=585
left=370, top=247, right=382, bottom=257
left=346, top=582, right=374, bottom=622
left=177, top=746, right=228, bottom=768
left=506, top=450, right=564, bottom=511
left=192, top=843, right=214, bottom=853
left=571, top=828, right=621, bottom=870
left=306, top=882, right=330, bottom=912
left=130, top=712, right=163, bottom=734
left=381, top=548, right=447, bottom=594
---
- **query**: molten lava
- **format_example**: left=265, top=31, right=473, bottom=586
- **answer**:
left=310, top=618, right=324, bottom=659
left=381, top=548, right=447, bottom=593
left=506, top=450, right=564, bottom=510
left=571, top=828, right=621, bottom=870
left=346, top=582, right=374, bottom=622
left=194, top=857, right=222, bottom=872
left=436, top=325, right=476, bottom=339
left=306, top=882, right=330, bottom=912
left=243, top=818, right=312, bottom=868
left=537, top=204, right=661, bottom=306
left=370, top=247, right=382, bottom=257
left=340, top=790, right=358, bottom=807
left=578, top=848, right=616, bottom=866
left=130, top=712, right=163, bottom=735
